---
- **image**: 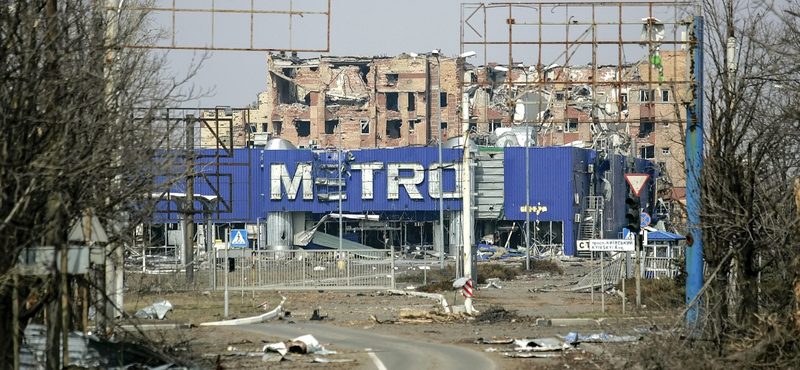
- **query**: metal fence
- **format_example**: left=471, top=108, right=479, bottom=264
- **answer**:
left=209, top=249, right=395, bottom=291
left=643, top=257, right=679, bottom=279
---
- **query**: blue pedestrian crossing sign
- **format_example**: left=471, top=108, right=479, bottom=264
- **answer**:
left=230, top=229, right=248, bottom=247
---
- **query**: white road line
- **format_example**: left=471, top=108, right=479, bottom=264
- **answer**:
left=365, top=348, right=388, bottom=370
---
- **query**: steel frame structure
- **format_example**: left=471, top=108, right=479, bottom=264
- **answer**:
left=116, top=0, right=331, bottom=52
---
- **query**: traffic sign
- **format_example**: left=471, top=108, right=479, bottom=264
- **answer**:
left=230, top=229, right=248, bottom=247
left=589, top=239, right=634, bottom=251
left=624, top=174, right=650, bottom=196
left=640, top=212, right=651, bottom=227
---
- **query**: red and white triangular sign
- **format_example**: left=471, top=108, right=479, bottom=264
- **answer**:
left=624, top=174, right=650, bottom=196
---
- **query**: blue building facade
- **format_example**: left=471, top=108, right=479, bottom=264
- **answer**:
left=154, top=145, right=652, bottom=256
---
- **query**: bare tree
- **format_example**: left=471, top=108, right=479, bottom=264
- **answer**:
left=697, top=0, right=800, bottom=364
left=0, top=1, right=202, bottom=369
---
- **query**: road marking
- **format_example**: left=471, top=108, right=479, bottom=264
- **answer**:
left=365, top=348, right=388, bottom=370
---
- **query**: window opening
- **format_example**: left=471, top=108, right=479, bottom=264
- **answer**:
left=386, top=119, right=402, bottom=139
left=407, top=92, right=416, bottom=111
left=295, top=120, right=310, bottom=137
left=386, top=73, right=398, bottom=86
left=324, top=119, right=339, bottom=135
left=386, top=92, right=399, bottom=111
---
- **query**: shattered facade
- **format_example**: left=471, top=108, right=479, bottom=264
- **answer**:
left=248, top=53, right=465, bottom=150
left=461, top=51, right=688, bottom=198
left=233, top=50, right=687, bottom=200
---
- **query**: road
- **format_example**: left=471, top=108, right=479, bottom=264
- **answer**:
left=239, top=322, right=497, bottom=370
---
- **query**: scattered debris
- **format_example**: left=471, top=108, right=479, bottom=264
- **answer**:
left=503, top=352, right=562, bottom=358
left=134, top=300, right=173, bottom=320
left=310, top=308, right=327, bottom=320
left=475, top=307, right=518, bottom=323
left=558, top=332, right=641, bottom=343
left=483, top=278, right=503, bottom=289
left=262, top=334, right=339, bottom=362
left=257, top=300, right=270, bottom=310
left=475, top=337, right=514, bottom=344
left=200, top=296, right=286, bottom=326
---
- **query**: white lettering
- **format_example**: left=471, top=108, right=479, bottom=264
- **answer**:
left=387, top=163, right=424, bottom=200
left=270, top=163, right=313, bottom=200
left=428, top=162, right=462, bottom=199
left=350, top=162, right=384, bottom=200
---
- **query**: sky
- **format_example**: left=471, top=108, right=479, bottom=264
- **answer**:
left=152, top=0, right=696, bottom=108
left=157, top=0, right=467, bottom=108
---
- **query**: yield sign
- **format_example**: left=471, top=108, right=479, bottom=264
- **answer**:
left=624, top=173, right=650, bottom=196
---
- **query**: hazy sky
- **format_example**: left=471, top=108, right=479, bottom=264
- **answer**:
left=159, top=0, right=467, bottom=108
left=154, top=1, right=694, bottom=108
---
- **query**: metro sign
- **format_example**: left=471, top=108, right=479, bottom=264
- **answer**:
left=270, top=161, right=463, bottom=201
left=624, top=173, right=650, bottom=196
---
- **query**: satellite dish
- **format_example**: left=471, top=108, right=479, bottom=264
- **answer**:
left=453, top=277, right=470, bottom=288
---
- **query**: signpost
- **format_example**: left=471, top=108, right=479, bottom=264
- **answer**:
left=624, top=173, right=649, bottom=309
left=624, top=173, right=650, bottom=196
left=589, top=239, right=633, bottom=313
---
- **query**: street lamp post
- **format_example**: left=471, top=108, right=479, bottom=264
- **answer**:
left=432, top=49, right=445, bottom=268
left=432, top=50, right=476, bottom=269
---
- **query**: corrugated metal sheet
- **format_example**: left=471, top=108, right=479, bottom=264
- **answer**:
left=503, top=147, right=593, bottom=255
left=475, top=149, right=505, bottom=220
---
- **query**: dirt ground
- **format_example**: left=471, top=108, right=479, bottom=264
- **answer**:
left=125, top=258, right=678, bottom=369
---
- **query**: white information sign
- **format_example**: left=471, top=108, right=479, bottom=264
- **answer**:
left=589, top=239, right=635, bottom=251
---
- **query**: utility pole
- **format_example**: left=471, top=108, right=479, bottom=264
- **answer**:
left=185, top=115, right=195, bottom=282
left=685, top=16, right=705, bottom=330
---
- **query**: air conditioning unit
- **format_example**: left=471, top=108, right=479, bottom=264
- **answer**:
left=309, top=140, right=317, bottom=145
left=556, top=125, right=563, bottom=131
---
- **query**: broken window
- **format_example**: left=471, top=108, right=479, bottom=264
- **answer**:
left=440, top=92, right=448, bottom=107
left=408, top=119, right=420, bottom=133
left=262, top=122, right=268, bottom=132
left=386, top=92, right=399, bottom=111
left=324, top=119, right=339, bottom=135
left=360, top=119, right=370, bottom=134
left=386, top=73, right=398, bottom=86
left=639, top=89, right=655, bottom=102
left=407, top=92, right=416, bottom=111
left=359, top=65, right=370, bottom=84
left=640, top=145, right=655, bottom=159
left=441, top=122, right=448, bottom=130
left=488, top=120, right=501, bottom=132
left=661, top=90, right=669, bottom=102
left=295, top=120, right=310, bottom=137
left=620, top=92, right=628, bottom=111
left=639, top=118, right=655, bottom=137
left=567, top=118, right=578, bottom=132
left=386, top=119, right=402, bottom=139
left=468, top=121, right=477, bottom=134
left=555, top=91, right=565, bottom=102
left=273, top=121, right=282, bottom=135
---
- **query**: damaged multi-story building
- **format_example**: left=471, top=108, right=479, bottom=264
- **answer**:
left=242, top=50, right=687, bottom=206
left=248, top=52, right=466, bottom=149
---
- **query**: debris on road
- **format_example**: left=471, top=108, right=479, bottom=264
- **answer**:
left=483, top=278, right=503, bottom=289
left=370, top=310, right=471, bottom=324
left=475, top=307, right=519, bottom=323
left=558, top=332, right=642, bottom=343
left=262, top=334, right=341, bottom=362
left=134, top=300, right=173, bottom=320
left=474, top=337, right=514, bottom=344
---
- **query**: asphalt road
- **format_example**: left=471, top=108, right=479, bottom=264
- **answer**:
left=240, top=322, right=497, bottom=370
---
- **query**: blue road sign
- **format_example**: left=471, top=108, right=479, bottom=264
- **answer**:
left=230, top=229, right=248, bottom=247
left=641, top=212, right=651, bottom=227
